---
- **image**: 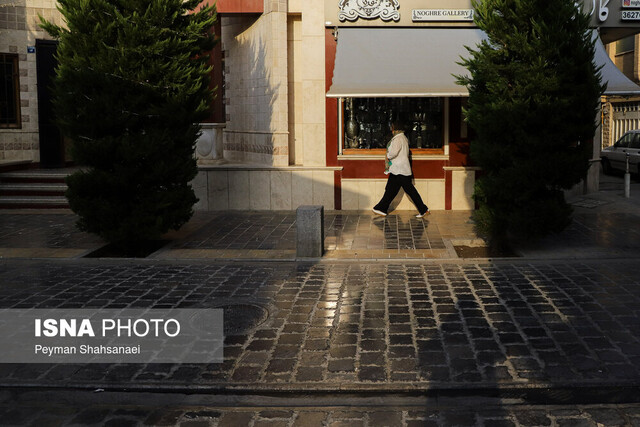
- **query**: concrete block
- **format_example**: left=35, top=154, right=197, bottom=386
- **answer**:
left=296, top=205, right=324, bottom=258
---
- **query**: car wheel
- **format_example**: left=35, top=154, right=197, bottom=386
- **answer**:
left=601, top=158, right=612, bottom=175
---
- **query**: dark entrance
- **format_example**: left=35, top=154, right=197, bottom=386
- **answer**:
left=36, top=40, right=65, bottom=168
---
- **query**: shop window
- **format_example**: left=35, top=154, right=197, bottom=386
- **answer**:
left=341, top=97, right=444, bottom=153
left=1, top=53, right=21, bottom=128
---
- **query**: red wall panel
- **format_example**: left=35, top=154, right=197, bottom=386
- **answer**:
left=202, top=0, right=263, bottom=14
left=339, top=160, right=446, bottom=180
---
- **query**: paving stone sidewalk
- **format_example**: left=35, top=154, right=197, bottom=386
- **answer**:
left=1, top=171, right=639, bottom=261
left=1, top=258, right=639, bottom=392
left=0, top=210, right=479, bottom=260
left=2, top=207, right=640, bottom=261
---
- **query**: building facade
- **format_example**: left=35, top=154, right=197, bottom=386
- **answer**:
left=0, top=0, right=63, bottom=166
left=603, top=33, right=640, bottom=148
left=195, top=0, right=486, bottom=211
left=193, top=0, right=640, bottom=210
left=2, top=0, right=640, bottom=210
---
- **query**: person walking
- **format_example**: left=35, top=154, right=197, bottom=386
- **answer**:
left=372, top=120, right=429, bottom=218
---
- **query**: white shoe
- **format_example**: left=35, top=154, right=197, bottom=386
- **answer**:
left=372, top=209, right=387, bottom=216
left=416, top=209, right=429, bottom=218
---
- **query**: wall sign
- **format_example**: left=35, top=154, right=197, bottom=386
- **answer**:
left=338, top=0, right=401, bottom=22
left=412, top=9, right=474, bottom=22
left=622, top=10, right=640, bottom=20
left=327, top=0, right=640, bottom=28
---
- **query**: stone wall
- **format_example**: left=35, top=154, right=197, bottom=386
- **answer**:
left=221, top=1, right=289, bottom=166
left=193, top=166, right=337, bottom=210
left=341, top=179, right=446, bottom=211
left=0, top=0, right=61, bottom=164
left=299, top=0, right=326, bottom=167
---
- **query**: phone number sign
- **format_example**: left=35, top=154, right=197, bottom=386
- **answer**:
left=622, top=10, right=640, bottom=20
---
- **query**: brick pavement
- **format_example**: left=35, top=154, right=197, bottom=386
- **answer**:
left=1, top=171, right=639, bottom=262
left=0, top=211, right=104, bottom=258
left=0, top=211, right=479, bottom=260
left=3, top=207, right=640, bottom=261
left=1, top=174, right=640, bottom=425
left=157, top=211, right=470, bottom=260
left=1, top=258, right=639, bottom=391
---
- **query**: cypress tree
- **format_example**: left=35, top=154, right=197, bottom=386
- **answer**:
left=457, top=0, right=605, bottom=244
left=41, top=0, right=215, bottom=254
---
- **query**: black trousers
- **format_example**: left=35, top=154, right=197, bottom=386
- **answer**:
left=373, top=173, right=428, bottom=214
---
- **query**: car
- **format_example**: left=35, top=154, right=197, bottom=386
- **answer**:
left=601, top=130, right=640, bottom=175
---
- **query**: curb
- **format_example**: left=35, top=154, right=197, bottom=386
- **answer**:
left=3, top=381, right=640, bottom=405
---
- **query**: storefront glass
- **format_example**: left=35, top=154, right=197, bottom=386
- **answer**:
left=342, top=97, right=444, bottom=152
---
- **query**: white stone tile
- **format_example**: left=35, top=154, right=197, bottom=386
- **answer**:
left=291, top=170, right=313, bottom=207
left=271, top=170, right=293, bottom=210
left=427, top=180, right=446, bottom=210
left=452, top=170, right=475, bottom=210
left=302, top=80, right=325, bottom=125
left=302, top=1, right=325, bottom=36
left=303, top=123, right=326, bottom=166
left=228, top=170, right=250, bottom=210
left=207, top=170, right=229, bottom=211
left=191, top=171, right=208, bottom=211
left=415, top=180, right=430, bottom=210
left=312, top=170, right=334, bottom=209
left=250, top=170, right=271, bottom=210
left=358, top=180, right=375, bottom=210
left=341, top=179, right=359, bottom=210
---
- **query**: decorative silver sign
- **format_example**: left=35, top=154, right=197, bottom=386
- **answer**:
left=582, top=0, right=611, bottom=22
left=338, top=0, right=401, bottom=22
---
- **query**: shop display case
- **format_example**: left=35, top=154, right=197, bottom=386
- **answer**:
left=342, top=97, right=444, bottom=152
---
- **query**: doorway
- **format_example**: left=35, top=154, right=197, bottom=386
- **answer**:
left=36, top=39, right=64, bottom=168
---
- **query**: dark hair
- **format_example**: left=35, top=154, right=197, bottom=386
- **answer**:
left=392, top=119, right=405, bottom=131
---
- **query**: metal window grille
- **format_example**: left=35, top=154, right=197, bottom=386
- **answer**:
left=610, top=101, right=640, bottom=147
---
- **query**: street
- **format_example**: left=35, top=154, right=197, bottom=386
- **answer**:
left=1, top=258, right=640, bottom=425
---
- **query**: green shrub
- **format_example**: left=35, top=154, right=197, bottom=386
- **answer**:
left=457, top=0, right=605, bottom=244
left=41, top=0, right=215, bottom=252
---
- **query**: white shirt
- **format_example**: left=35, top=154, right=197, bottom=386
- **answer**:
left=386, top=132, right=412, bottom=176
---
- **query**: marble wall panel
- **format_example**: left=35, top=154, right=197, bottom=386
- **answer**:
left=270, top=170, right=292, bottom=210
left=208, top=170, right=230, bottom=210
left=250, top=170, right=271, bottom=209
left=291, top=169, right=314, bottom=207
left=228, top=170, right=250, bottom=210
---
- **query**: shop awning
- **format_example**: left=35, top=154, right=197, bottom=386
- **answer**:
left=593, top=31, right=640, bottom=96
left=327, top=28, right=640, bottom=98
left=327, top=28, right=487, bottom=98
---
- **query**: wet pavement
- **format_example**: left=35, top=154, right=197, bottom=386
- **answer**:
left=4, top=388, right=640, bottom=426
left=1, top=258, right=640, bottom=425
left=0, top=173, right=640, bottom=425
left=0, top=210, right=476, bottom=260
left=1, top=173, right=640, bottom=262
left=1, top=258, right=640, bottom=391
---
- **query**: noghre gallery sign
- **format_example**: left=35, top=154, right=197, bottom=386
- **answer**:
left=327, top=0, right=640, bottom=28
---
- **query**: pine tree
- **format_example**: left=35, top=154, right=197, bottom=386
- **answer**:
left=457, top=0, right=605, bottom=244
left=41, top=0, right=215, bottom=254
